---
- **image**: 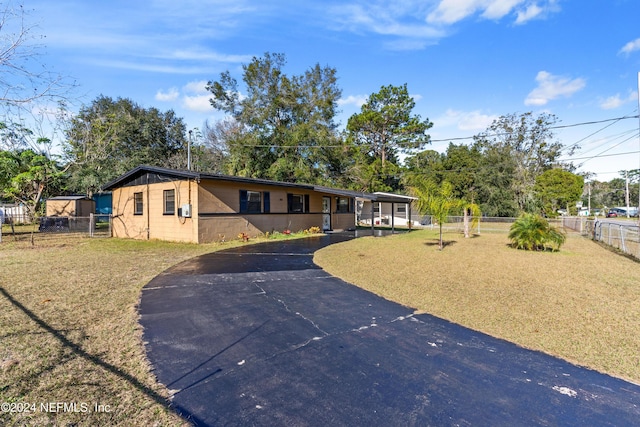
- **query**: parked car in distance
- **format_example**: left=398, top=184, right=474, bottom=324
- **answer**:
left=606, top=208, right=627, bottom=218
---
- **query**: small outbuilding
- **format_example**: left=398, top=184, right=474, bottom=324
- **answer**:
left=45, top=196, right=96, bottom=217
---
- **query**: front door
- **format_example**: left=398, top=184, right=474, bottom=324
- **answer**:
left=322, top=197, right=331, bottom=231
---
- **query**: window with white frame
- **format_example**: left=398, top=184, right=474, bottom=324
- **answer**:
left=163, top=189, right=175, bottom=215
left=134, top=192, right=143, bottom=215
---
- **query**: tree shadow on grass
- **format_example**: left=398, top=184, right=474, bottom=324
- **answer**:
left=423, top=240, right=457, bottom=248
left=0, top=287, right=203, bottom=424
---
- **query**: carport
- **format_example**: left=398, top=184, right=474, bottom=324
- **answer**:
left=359, top=192, right=417, bottom=235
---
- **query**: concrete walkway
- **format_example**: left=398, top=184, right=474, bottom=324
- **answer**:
left=139, top=233, right=640, bottom=426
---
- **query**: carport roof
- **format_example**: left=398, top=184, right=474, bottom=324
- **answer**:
left=101, top=165, right=415, bottom=203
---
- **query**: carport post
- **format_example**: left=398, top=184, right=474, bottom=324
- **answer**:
left=371, top=201, right=375, bottom=236
left=391, top=202, right=395, bottom=234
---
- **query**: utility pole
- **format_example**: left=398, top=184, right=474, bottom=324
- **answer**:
left=637, top=72, right=640, bottom=226
left=625, top=170, right=630, bottom=218
left=587, top=181, right=591, bottom=216
left=187, top=129, right=192, bottom=171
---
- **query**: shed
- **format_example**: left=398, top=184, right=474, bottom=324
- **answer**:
left=45, top=196, right=96, bottom=217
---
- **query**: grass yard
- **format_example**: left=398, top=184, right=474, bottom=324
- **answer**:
left=0, top=236, right=250, bottom=426
left=314, top=229, right=640, bottom=384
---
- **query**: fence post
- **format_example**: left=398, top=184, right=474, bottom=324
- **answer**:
left=89, top=213, right=95, bottom=238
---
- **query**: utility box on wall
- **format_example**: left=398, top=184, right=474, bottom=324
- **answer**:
left=180, top=204, right=192, bottom=218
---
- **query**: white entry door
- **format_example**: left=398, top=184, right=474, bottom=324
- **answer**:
left=322, top=197, right=331, bottom=231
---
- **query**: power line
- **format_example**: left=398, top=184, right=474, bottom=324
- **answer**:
left=429, top=114, right=639, bottom=143
left=219, top=114, right=640, bottom=148
left=572, top=134, right=639, bottom=166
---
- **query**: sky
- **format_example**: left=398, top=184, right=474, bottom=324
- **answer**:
left=18, top=0, right=640, bottom=182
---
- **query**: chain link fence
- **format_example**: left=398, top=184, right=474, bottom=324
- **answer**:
left=418, top=216, right=563, bottom=234
left=0, top=214, right=112, bottom=244
left=563, top=216, right=640, bottom=260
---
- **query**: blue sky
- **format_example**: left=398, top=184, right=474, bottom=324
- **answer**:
left=24, top=0, right=640, bottom=181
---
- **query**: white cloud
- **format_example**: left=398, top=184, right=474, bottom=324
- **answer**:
left=482, top=0, right=524, bottom=20
left=328, top=2, right=445, bottom=51
left=181, top=81, right=215, bottom=112
left=338, top=94, right=368, bottom=107
left=91, top=59, right=211, bottom=74
left=427, top=0, right=559, bottom=25
left=168, top=49, right=253, bottom=63
left=524, top=71, right=586, bottom=106
left=183, top=80, right=209, bottom=95
left=515, top=3, right=542, bottom=24
left=182, top=95, right=213, bottom=113
left=155, top=87, right=180, bottom=102
left=619, top=38, right=640, bottom=56
left=599, top=91, right=638, bottom=110
left=437, top=109, right=498, bottom=131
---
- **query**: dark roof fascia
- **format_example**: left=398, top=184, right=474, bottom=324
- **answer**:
left=101, top=165, right=199, bottom=191
left=313, top=185, right=374, bottom=200
left=101, top=166, right=415, bottom=203
left=101, top=165, right=317, bottom=192
left=198, top=173, right=315, bottom=191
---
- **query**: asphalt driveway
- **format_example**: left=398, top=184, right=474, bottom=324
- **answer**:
left=139, top=233, right=640, bottom=426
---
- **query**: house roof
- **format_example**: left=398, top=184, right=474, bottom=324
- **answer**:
left=101, top=165, right=415, bottom=203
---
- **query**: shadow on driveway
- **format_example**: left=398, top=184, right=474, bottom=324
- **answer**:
left=139, top=232, right=640, bottom=426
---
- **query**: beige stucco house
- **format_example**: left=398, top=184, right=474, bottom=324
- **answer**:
left=102, top=166, right=389, bottom=243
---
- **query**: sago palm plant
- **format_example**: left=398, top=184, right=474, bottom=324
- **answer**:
left=508, top=213, right=566, bottom=251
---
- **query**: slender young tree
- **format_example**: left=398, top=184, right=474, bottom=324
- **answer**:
left=413, top=181, right=461, bottom=250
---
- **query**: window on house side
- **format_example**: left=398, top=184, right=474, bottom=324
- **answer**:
left=134, top=192, right=143, bottom=215
left=240, top=190, right=262, bottom=213
left=336, top=197, right=350, bottom=213
left=163, top=189, right=175, bottom=215
left=289, top=194, right=304, bottom=213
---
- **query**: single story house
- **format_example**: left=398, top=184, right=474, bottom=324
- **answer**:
left=102, top=166, right=413, bottom=243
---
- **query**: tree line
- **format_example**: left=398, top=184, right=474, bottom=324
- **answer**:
left=2, top=49, right=637, bottom=219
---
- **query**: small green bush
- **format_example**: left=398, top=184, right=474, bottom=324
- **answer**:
left=508, top=213, right=566, bottom=251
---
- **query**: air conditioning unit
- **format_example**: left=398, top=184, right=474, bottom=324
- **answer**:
left=181, top=204, right=192, bottom=218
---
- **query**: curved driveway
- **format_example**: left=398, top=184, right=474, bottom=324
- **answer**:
left=140, top=233, right=640, bottom=426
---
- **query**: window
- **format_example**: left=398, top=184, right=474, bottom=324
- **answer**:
left=336, top=197, right=351, bottom=213
left=240, top=190, right=269, bottom=213
left=134, top=192, right=143, bottom=215
left=373, top=203, right=380, bottom=213
left=288, top=194, right=304, bottom=213
left=163, top=189, right=175, bottom=215
left=288, top=194, right=310, bottom=213
left=397, top=205, right=406, bottom=213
